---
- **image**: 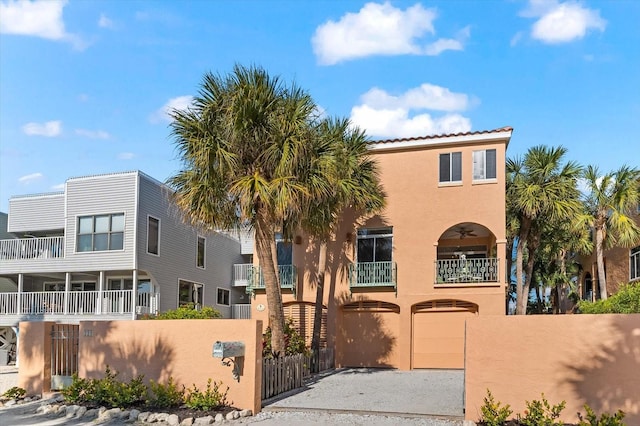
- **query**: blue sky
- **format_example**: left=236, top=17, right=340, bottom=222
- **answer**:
left=1, top=0, right=639, bottom=212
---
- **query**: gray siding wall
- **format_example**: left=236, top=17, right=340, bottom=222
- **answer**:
left=8, top=193, right=65, bottom=233
left=63, top=172, right=137, bottom=271
left=136, top=174, right=243, bottom=318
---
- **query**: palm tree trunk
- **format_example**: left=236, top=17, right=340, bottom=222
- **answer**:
left=310, top=240, right=327, bottom=372
left=255, top=206, right=286, bottom=355
left=521, top=233, right=539, bottom=315
left=506, top=237, right=514, bottom=313
left=595, top=226, right=608, bottom=300
left=515, top=217, right=531, bottom=315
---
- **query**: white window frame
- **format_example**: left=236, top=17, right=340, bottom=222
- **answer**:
left=196, top=236, right=206, bottom=269
left=216, top=287, right=230, bottom=306
left=439, top=152, right=462, bottom=185
left=472, top=149, right=497, bottom=182
left=76, top=213, right=125, bottom=252
left=147, top=215, right=160, bottom=256
left=178, top=279, right=204, bottom=307
left=631, top=246, right=640, bottom=281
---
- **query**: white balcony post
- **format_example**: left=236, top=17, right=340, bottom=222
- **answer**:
left=131, top=270, right=138, bottom=320
left=16, top=274, right=23, bottom=315
left=63, top=272, right=71, bottom=315
left=97, top=271, right=104, bottom=314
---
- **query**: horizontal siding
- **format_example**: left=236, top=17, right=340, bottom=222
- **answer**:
left=8, top=193, right=65, bottom=232
left=136, top=174, right=243, bottom=318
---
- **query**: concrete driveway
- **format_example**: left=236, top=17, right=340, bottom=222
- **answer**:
left=263, top=368, right=465, bottom=418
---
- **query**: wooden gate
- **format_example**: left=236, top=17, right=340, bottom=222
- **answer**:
left=50, top=324, right=79, bottom=390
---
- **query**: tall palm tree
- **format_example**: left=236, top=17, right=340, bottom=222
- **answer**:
left=167, top=65, right=323, bottom=354
left=299, top=117, right=385, bottom=369
left=507, top=145, right=582, bottom=314
left=582, top=165, right=640, bottom=300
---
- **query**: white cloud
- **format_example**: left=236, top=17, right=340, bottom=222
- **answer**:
left=18, top=172, right=43, bottom=184
left=98, top=13, right=114, bottom=29
left=521, top=0, right=606, bottom=44
left=0, top=0, right=87, bottom=50
left=51, top=183, right=65, bottom=190
left=75, top=128, right=110, bottom=139
left=510, top=31, right=524, bottom=47
left=350, top=84, right=474, bottom=139
left=118, top=152, right=135, bottom=160
left=150, top=95, right=194, bottom=123
left=22, top=120, right=62, bottom=137
left=312, top=2, right=468, bottom=65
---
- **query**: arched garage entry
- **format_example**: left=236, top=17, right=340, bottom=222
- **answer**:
left=412, top=300, right=478, bottom=369
left=338, top=300, right=399, bottom=368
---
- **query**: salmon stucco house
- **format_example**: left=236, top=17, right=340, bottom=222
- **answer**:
left=0, top=171, right=245, bottom=361
left=243, top=127, right=512, bottom=370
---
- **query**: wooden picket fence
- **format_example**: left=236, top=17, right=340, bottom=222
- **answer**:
left=261, top=347, right=334, bottom=400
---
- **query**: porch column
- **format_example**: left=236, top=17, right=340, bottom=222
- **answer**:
left=97, top=271, right=104, bottom=314
left=63, top=272, right=71, bottom=315
left=496, top=239, right=507, bottom=285
left=16, top=274, right=23, bottom=315
left=131, top=270, right=138, bottom=320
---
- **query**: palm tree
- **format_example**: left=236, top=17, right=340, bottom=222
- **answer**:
left=582, top=165, right=640, bottom=300
left=167, top=65, right=324, bottom=354
left=299, top=117, right=385, bottom=369
left=507, top=145, right=582, bottom=314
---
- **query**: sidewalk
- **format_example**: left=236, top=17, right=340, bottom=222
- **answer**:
left=0, top=365, right=18, bottom=394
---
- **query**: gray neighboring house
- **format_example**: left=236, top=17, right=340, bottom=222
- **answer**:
left=0, top=171, right=250, bottom=360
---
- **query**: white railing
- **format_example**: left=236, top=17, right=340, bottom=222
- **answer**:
left=232, top=304, right=251, bottom=319
left=435, top=258, right=499, bottom=283
left=233, top=263, right=253, bottom=286
left=0, top=290, right=159, bottom=316
left=0, top=236, right=64, bottom=260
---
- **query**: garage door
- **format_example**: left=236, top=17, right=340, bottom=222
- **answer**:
left=339, top=301, right=400, bottom=368
left=412, top=300, right=477, bottom=369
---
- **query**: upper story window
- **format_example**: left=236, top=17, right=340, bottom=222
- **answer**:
left=473, top=149, right=497, bottom=181
left=631, top=246, right=640, bottom=281
left=439, top=152, right=462, bottom=184
left=276, top=233, right=292, bottom=265
left=77, top=213, right=124, bottom=252
left=357, top=227, right=393, bottom=263
left=147, top=216, right=160, bottom=255
left=217, top=288, right=230, bottom=306
left=197, top=236, right=206, bottom=269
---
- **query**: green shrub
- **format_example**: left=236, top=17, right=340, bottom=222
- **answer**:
left=147, top=303, right=222, bottom=319
left=517, top=393, right=565, bottom=426
left=579, top=282, right=640, bottom=313
left=479, top=389, right=512, bottom=426
left=578, top=404, right=626, bottom=426
left=148, top=377, right=185, bottom=408
left=62, top=374, right=91, bottom=404
left=61, top=366, right=146, bottom=408
left=263, top=318, right=310, bottom=357
left=2, top=386, right=26, bottom=399
left=184, top=379, right=228, bottom=411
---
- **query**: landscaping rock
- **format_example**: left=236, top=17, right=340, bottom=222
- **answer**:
left=129, top=408, right=140, bottom=421
left=147, top=412, right=159, bottom=423
left=156, top=413, right=170, bottom=422
left=167, top=413, right=180, bottom=426
left=84, top=408, right=98, bottom=418
left=180, top=418, right=194, bottom=426
left=65, top=404, right=80, bottom=418
left=120, top=409, right=130, bottom=419
left=5, top=399, right=17, bottom=407
left=138, top=411, right=151, bottom=422
left=214, top=413, right=224, bottom=423
left=194, top=415, right=214, bottom=424
left=239, top=409, right=252, bottom=417
left=76, top=406, right=87, bottom=418
left=225, top=410, right=240, bottom=420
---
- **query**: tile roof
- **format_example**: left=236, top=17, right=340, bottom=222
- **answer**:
left=370, top=126, right=513, bottom=145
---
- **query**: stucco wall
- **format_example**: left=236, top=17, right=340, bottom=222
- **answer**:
left=465, top=315, right=640, bottom=424
left=18, top=321, right=53, bottom=395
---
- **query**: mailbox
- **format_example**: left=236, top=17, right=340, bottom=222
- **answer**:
left=213, top=341, right=245, bottom=359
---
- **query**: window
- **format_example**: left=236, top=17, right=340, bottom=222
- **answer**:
left=357, top=227, right=393, bottom=263
left=147, top=216, right=160, bottom=255
left=179, top=279, right=203, bottom=307
left=439, top=152, right=462, bottom=183
left=473, top=149, right=497, bottom=181
left=631, top=246, right=640, bottom=281
left=217, top=288, right=230, bottom=306
left=196, top=236, right=205, bottom=268
left=77, top=213, right=124, bottom=252
left=44, top=282, right=95, bottom=291
left=276, top=233, right=292, bottom=265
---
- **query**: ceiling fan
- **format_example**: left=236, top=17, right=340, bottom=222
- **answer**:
left=455, top=227, right=477, bottom=239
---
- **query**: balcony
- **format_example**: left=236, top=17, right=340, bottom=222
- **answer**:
left=0, top=290, right=159, bottom=326
left=349, top=261, right=397, bottom=293
left=233, top=263, right=253, bottom=287
left=0, top=236, right=64, bottom=260
left=232, top=304, right=252, bottom=319
left=435, top=258, right=499, bottom=284
left=246, top=265, right=297, bottom=297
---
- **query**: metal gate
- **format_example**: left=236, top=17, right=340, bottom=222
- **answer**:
left=50, top=324, right=79, bottom=390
